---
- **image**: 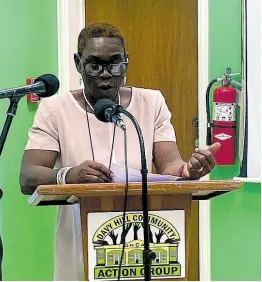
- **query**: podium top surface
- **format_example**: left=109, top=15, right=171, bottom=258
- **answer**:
left=28, top=180, right=242, bottom=206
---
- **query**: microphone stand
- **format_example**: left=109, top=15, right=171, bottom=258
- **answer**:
left=0, top=97, right=20, bottom=155
left=116, top=105, right=156, bottom=281
left=0, top=96, right=21, bottom=281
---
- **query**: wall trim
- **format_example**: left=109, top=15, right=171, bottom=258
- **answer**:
left=57, top=0, right=70, bottom=94
left=198, top=0, right=211, bottom=280
left=58, top=0, right=211, bottom=280
left=57, top=0, right=85, bottom=92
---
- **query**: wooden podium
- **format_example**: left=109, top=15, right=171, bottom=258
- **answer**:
left=29, top=180, right=241, bottom=281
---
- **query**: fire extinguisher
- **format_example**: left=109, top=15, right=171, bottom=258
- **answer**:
left=206, top=68, right=241, bottom=165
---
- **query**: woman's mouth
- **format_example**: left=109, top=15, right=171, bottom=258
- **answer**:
left=99, top=84, right=113, bottom=90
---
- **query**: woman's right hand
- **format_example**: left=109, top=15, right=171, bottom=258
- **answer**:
left=65, top=160, right=114, bottom=184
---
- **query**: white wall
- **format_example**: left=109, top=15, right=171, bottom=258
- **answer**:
left=57, top=0, right=85, bottom=93
left=246, top=0, right=261, bottom=179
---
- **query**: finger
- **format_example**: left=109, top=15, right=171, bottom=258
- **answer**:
left=78, top=167, right=111, bottom=182
left=189, top=163, right=211, bottom=179
left=208, top=142, right=221, bottom=153
left=78, top=172, right=105, bottom=183
left=187, top=161, right=200, bottom=179
left=201, top=166, right=212, bottom=177
left=190, top=157, right=203, bottom=170
left=88, top=162, right=114, bottom=178
left=194, top=149, right=215, bottom=166
left=84, top=175, right=107, bottom=183
left=192, top=153, right=210, bottom=169
left=86, top=167, right=113, bottom=182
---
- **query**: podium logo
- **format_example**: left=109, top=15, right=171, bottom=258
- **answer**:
left=91, top=212, right=181, bottom=280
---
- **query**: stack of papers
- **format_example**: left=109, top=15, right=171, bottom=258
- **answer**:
left=110, top=163, right=180, bottom=183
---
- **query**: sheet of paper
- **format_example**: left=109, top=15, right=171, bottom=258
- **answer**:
left=110, top=163, right=180, bottom=183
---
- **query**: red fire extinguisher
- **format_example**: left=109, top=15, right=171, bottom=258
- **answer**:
left=206, top=68, right=240, bottom=165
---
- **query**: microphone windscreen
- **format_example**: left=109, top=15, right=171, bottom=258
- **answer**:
left=94, top=99, right=116, bottom=122
left=34, top=74, right=60, bottom=97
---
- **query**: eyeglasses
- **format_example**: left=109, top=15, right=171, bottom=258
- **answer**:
left=84, top=62, right=128, bottom=77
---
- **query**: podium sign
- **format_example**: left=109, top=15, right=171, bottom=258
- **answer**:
left=88, top=210, right=185, bottom=280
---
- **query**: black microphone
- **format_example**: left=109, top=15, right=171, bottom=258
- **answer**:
left=93, top=99, right=126, bottom=130
left=0, top=74, right=60, bottom=100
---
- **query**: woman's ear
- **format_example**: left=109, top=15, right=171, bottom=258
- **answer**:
left=74, top=53, right=82, bottom=73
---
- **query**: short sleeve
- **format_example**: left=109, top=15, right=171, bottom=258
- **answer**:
left=154, top=91, right=176, bottom=142
left=25, top=99, right=60, bottom=152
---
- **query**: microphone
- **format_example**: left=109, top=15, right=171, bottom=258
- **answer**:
left=0, top=74, right=60, bottom=100
left=93, top=99, right=126, bottom=130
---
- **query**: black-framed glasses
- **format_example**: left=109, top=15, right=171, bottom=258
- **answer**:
left=84, top=62, right=128, bottom=77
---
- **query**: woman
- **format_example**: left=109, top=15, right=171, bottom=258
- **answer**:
left=20, top=23, right=220, bottom=280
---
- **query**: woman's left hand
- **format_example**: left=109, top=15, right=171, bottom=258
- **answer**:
left=182, top=142, right=221, bottom=179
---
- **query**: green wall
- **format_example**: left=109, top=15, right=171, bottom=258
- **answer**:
left=209, top=0, right=261, bottom=280
left=0, top=0, right=58, bottom=280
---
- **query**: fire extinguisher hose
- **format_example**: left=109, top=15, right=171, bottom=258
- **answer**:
left=206, top=78, right=219, bottom=146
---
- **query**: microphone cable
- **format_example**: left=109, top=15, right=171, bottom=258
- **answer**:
left=108, top=124, right=117, bottom=169
left=117, top=127, right=129, bottom=281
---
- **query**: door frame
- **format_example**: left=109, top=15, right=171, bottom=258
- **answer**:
left=56, top=0, right=210, bottom=280
left=197, top=0, right=211, bottom=281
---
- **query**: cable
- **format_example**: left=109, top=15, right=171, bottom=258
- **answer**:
left=117, top=128, right=129, bottom=281
left=108, top=124, right=117, bottom=169
left=0, top=235, right=2, bottom=281
left=239, top=0, right=248, bottom=177
left=206, top=78, right=218, bottom=146
left=84, top=102, right=95, bottom=162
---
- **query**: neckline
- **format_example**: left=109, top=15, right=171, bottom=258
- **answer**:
left=68, top=87, right=134, bottom=116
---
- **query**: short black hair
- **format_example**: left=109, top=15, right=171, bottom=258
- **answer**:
left=78, top=22, right=126, bottom=56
